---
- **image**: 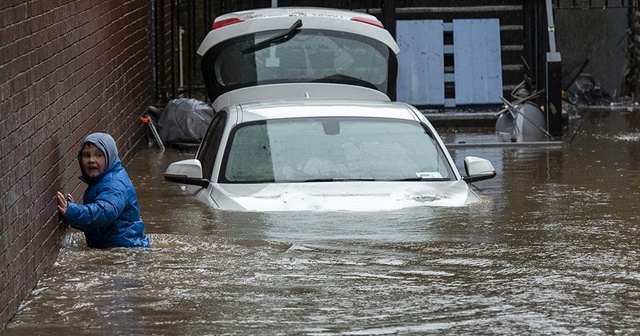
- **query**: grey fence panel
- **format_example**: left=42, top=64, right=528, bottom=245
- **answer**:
left=453, top=19, right=503, bottom=105
left=396, top=20, right=445, bottom=106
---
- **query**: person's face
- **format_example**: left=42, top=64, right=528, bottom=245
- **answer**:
left=81, top=143, right=107, bottom=177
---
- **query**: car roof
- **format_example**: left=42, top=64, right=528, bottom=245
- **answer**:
left=197, top=7, right=400, bottom=56
left=210, top=83, right=392, bottom=112
left=233, top=99, right=422, bottom=123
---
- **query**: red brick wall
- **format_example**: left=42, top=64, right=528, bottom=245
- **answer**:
left=0, top=0, right=153, bottom=329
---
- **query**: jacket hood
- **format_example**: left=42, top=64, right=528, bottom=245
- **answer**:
left=78, top=132, right=120, bottom=183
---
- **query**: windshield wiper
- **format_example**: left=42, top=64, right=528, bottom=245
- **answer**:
left=297, top=177, right=452, bottom=182
left=241, top=19, right=302, bottom=55
left=300, top=178, right=377, bottom=182
left=390, top=177, right=452, bottom=182
left=311, top=74, right=378, bottom=90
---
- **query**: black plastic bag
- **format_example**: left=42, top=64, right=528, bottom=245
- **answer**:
left=157, top=98, right=214, bottom=143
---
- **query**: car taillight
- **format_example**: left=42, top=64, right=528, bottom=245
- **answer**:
left=351, top=17, right=384, bottom=28
left=212, top=18, right=244, bottom=30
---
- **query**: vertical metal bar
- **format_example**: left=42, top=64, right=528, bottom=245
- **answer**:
left=381, top=0, right=396, bottom=39
left=156, top=0, right=164, bottom=103
left=546, top=54, right=563, bottom=137
left=204, top=0, right=211, bottom=34
left=171, top=0, right=177, bottom=98
left=187, top=0, right=196, bottom=97
left=545, top=0, right=558, bottom=53
left=522, top=0, right=537, bottom=88
left=381, top=0, right=396, bottom=100
left=545, top=0, right=563, bottom=137
left=149, top=0, right=158, bottom=104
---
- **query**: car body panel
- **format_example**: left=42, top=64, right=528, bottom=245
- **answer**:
left=205, top=180, right=478, bottom=212
left=198, top=7, right=399, bottom=107
left=210, top=83, right=392, bottom=112
left=197, top=7, right=400, bottom=56
left=237, top=99, right=422, bottom=122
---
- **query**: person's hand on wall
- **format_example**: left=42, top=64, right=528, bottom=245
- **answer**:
left=55, top=191, right=74, bottom=216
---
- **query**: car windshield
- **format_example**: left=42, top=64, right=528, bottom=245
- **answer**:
left=220, top=117, right=455, bottom=183
left=202, top=29, right=394, bottom=101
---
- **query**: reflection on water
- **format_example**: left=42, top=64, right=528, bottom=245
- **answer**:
left=5, top=109, right=640, bottom=335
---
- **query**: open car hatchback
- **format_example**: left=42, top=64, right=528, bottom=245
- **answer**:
left=197, top=7, right=400, bottom=109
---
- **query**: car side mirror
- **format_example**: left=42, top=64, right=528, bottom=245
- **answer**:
left=164, top=159, right=209, bottom=187
left=463, top=156, right=496, bottom=183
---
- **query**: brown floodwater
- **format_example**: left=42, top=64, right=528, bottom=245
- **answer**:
left=4, top=108, right=640, bottom=335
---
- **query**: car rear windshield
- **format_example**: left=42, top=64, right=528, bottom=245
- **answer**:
left=220, top=117, right=455, bottom=183
left=202, top=29, right=394, bottom=101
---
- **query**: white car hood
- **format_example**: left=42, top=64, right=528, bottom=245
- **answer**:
left=208, top=181, right=479, bottom=212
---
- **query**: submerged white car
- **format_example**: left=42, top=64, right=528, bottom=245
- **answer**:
left=165, top=98, right=496, bottom=211
left=164, top=7, right=496, bottom=211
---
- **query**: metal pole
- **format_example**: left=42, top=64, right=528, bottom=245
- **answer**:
left=171, top=0, right=177, bottom=98
left=545, top=0, right=563, bottom=137
left=381, top=0, right=396, bottom=100
left=149, top=0, right=158, bottom=103
left=178, top=27, right=184, bottom=89
left=381, top=0, right=396, bottom=39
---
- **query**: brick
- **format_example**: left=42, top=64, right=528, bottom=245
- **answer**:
left=0, top=0, right=154, bottom=329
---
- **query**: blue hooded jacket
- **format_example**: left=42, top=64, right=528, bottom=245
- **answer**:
left=64, top=133, right=151, bottom=248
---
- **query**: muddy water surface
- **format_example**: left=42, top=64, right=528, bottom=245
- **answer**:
left=4, top=108, right=640, bottom=335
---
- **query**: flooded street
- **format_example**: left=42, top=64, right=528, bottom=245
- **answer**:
left=5, top=108, right=640, bottom=335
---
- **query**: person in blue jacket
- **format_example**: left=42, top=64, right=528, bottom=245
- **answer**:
left=56, top=132, right=151, bottom=248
